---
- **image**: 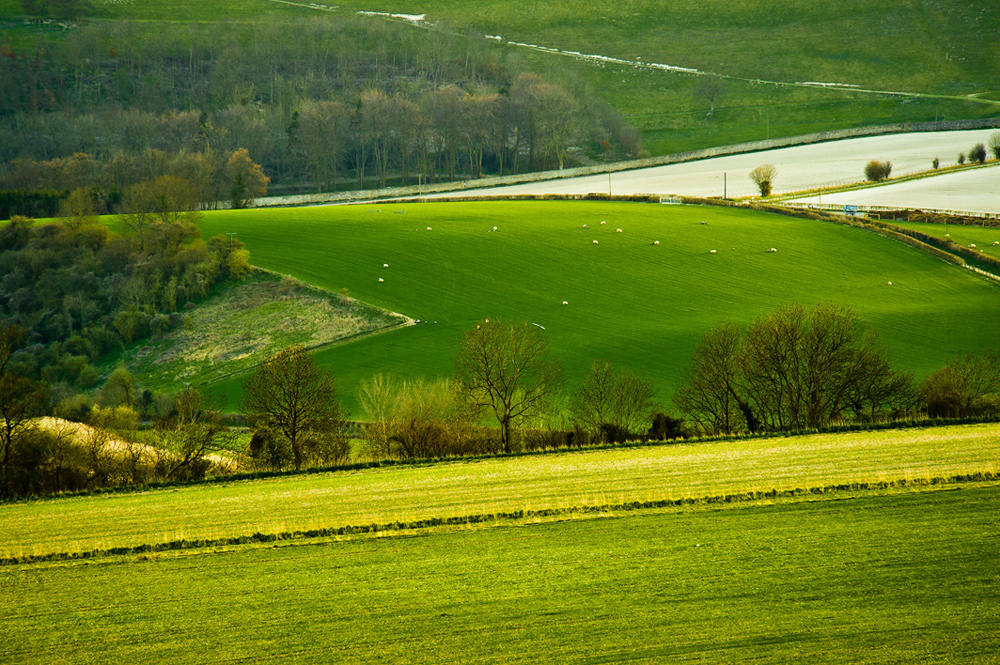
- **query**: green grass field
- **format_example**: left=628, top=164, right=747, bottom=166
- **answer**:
left=891, top=220, right=1000, bottom=261
left=3, top=483, right=998, bottom=663
left=2, top=422, right=996, bottom=559
left=192, top=201, right=1000, bottom=411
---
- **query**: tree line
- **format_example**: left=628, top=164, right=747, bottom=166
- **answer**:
left=238, top=309, right=999, bottom=473
left=0, top=16, right=643, bottom=216
left=3, top=304, right=997, bottom=498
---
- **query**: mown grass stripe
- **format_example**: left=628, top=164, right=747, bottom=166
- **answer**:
left=4, top=472, right=994, bottom=566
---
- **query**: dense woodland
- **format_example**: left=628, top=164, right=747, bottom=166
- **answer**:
left=0, top=16, right=642, bottom=216
left=0, top=214, right=248, bottom=387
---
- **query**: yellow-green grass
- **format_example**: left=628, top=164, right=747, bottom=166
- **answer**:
left=2, top=422, right=997, bottom=559
left=3, top=486, right=999, bottom=663
left=194, top=201, right=1000, bottom=411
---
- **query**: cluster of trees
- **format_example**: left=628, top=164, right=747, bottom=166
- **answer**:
left=0, top=213, right=249, bottom=390
left=0, top=147, right=270, bottom=218
left=238, top=310, right=1000, bottom=472
left=0, top=16, right=643, bottom=214
left=675, top=303, right=954, bottom=436
left=1, top=327, right=236, bottom=498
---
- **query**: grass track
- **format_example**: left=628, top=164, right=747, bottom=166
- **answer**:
left=194, top=201, right=1000, bottom=410
left=3, top=485, right=999, bottom=663
left=2, top=423, right=997, bottom=558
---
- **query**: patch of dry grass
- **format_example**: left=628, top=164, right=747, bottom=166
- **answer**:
left=113, top=272, right=410, bottom=392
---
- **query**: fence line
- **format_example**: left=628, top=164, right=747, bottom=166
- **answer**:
left=255, top=118, right=1000, bottom=207
left=780, top=202, right=1000, bottom=221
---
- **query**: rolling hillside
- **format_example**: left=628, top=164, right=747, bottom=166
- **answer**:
left=185, top=200, right=1000, bottom=410
left=1, top=0, right=996, bottom=156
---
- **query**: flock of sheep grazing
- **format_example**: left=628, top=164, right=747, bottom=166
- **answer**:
left=582, top=218, right=780, bottom=257
left=377, top=216, right=789, bottom=289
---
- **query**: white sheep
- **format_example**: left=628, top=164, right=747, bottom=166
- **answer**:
left=767, top=248, right=777, bottom=253
left=701, top=220, right=707, bottom=225
left=383, top=263, right=389, bottom=268
left=994, top=241, right=999, bottom=246
left=492, top=226, right=498, bottom=231
left=562, top=301, right=568, bottom=305
left=583, top=224, right=590, bottom=229
left=593, top=240, right=599, bottom=244
left=426, top=227, right=433, bottom=231
left=653, top=240, right=660, bottom=245
left=600, top=220, right=606, bottom=225
left=970, top=244, right=977, bottom=248
left=710, top=249, right=717, bottom=254
left=616, top=228, right=623, bottom=233
left=888, top=281, right=892, bottom=285
left=378, top=278, right=384, bottom=282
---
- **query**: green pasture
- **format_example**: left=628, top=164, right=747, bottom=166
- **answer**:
left=193, top=201, right=1000, bottom=411
left=4, top=485, right=998, bottom=664
left=2, top=422, right=996, bottom=558
left=891, top=220, right=1000, bottom=261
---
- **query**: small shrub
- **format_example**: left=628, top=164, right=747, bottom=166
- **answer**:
left=932, top=157, right=939, bottom=169
left=150, top=313, right=170, bottom=335
left=864, top=160, right=892, bottom=182
left=958, top=152, right=966, bottom=165
left=989, top=131, right=1000, bottom=160
left=969, top=143, right=987, bottom=164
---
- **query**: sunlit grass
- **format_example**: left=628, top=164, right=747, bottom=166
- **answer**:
left=2, top=422, right=996, bottom=558
left=3, top=485, right=999, bottom=663
left=195, top=201, right=1000, bottom=411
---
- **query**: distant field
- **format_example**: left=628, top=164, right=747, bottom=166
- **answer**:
left=4, top=485, right=998, bottom=663
left=1, top=0, right=995, bottom=156
left=2, top=422, right=996, bottom=558
left=892, top=220, right=1000, bottom=261
left=192, top=201, right=1000, bottom=411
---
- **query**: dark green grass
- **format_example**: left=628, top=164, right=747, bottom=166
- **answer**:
left=196, top=201, right=1000, bottom=411
left=4, top=485, right=998, bottom=664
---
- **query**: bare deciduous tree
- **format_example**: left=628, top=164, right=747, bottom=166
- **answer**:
left=572, top=360, right=658, bottom=442
left=749, top=164, right=777, bottom=196
left=241, top=345, right=346, bottom=470
left=455, top=318, right=563, bottom=453
left=674, top=305, right=914, bottom=435
left=693, top=77, right=727, bottom=117
left=673, top=322, right=747, bottom=435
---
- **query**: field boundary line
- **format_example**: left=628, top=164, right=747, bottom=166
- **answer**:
left=253, top=121, right=1000, bottom=207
